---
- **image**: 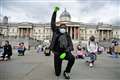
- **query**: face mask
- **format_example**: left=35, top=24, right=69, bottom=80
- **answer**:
left=59, top=28, right=66, bottom=33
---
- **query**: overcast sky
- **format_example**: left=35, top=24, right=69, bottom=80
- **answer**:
left=0, top=0, right=120, bottom=25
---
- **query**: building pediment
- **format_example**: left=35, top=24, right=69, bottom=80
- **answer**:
left=18, top=22, right=33, bottom=28
left=97, top=28, right=112, bottom=30
left=18, top=22, right=33, bottom=26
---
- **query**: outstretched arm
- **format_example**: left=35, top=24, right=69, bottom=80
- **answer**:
left=51, top=6, right=59, bottom=32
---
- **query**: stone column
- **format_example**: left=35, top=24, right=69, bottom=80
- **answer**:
left=30, top=29, right=32, bottom=37
left=99, top=30, right=100, bottom=41
left=107, top=30, right=109, bottom=40
left=99, top=30, right=101, bottom=41
left=100, top=30, right=102, bottom=40
left=101, top=30, right=103, bottom=40
left=109, top=30, right=111, bottom=39
left=72, top=27, right=74, bottom=40
left=18, top=29, right=20, bottom=37
left=77, top=27, right=79, bottom=40
left=20, top=29, right=21, bottom=37
left=66, top=27, right=68, bottom=33
left=98, top=30, right=100, bottom=41
left=74, top=27, right=76, bottom=40
left=70, top=27, right=72, bottom=39
left=25, top=29, right=27, bottom=37
left=68, top=27, right=70, bottom=35
left=84, top=29, right=86, bottom=40
left=21, top=29, right=23, bottom=37
left=77, top=27, right=80, bottom=40
left=76, top=27, right=78, bottom=40
left=110, top=31, right=112, bottom=39
left=17, top=28, right=20, bottom=37
left=27, top=28, right=30, bottom=37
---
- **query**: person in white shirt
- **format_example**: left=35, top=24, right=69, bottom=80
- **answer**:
left=86, top=36, right=98, bottom=67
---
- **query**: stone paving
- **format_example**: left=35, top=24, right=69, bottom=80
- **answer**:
left=0, top=50, right=120, bottom=80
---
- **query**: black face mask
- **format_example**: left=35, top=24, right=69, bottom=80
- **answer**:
left=90, top=38, right=95, bottom=41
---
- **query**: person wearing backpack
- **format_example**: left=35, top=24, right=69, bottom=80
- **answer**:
left=49, top=7, right=75, bottom=79
left=86, top=36, right=98, bottom=67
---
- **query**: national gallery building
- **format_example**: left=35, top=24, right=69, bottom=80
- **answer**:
left=0, top=9, right=120, bottom=41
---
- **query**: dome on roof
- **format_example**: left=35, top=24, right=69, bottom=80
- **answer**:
left=3, top=16, right=8, bottom=24
left=60, top=9, right=71, bottom=22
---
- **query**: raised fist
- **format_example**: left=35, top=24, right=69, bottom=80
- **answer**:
left=54, top=6, right=60, bottom=12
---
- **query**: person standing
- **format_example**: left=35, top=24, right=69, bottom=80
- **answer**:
left=49, top=7, right=75, bottom=79
left=1, top=40, right=12, bottom=61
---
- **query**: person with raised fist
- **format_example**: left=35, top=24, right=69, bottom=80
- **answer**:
left=49, top=6, right=75, bottom=79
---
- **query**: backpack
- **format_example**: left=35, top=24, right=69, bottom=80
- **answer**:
left=57, top=33, right=68, bottom=50
left=87, top=41, right=98, bottom=53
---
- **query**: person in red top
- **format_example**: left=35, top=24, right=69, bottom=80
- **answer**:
left=76, top=45, right=86, bottom=59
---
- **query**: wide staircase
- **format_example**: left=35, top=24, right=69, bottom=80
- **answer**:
left=0, top=36, right=42, bottom=49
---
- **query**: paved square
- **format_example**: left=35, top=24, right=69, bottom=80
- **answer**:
left=0, top=50, right=120, bottom=80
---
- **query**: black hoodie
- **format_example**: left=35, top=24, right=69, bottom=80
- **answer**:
left=3, top=44, right=12, bottom=56
left=49, top=11, right=74, bottom=53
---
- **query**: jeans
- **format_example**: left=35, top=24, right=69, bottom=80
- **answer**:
left=88, top=53, right=97, bottom=63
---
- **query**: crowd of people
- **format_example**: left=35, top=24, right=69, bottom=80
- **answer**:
left=107, top=40, right=120, bottom=58
left=76, top=36, right=104, bottom=67
left=0, top=41, right=26, bottom=61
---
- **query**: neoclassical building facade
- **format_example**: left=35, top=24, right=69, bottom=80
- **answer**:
left=0, top=9, right=120, bottom=41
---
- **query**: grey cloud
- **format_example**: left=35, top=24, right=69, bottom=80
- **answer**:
left=112, top=18, right=120, bottom=26
left=0, top=0, right=119, bottom=25
left=1, top=0, right=53, bottom=22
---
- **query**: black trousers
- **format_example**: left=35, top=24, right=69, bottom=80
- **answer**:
left=54, top=52, right=75, bottom=76
left=2, top=53, right=11, bottom=59
left=18, top=50, right=25, bottom=56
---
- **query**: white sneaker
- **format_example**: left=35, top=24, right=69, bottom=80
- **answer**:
left=89, top=63, right=93, bottom=67
left=63, top=71, right=70, bottom=79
